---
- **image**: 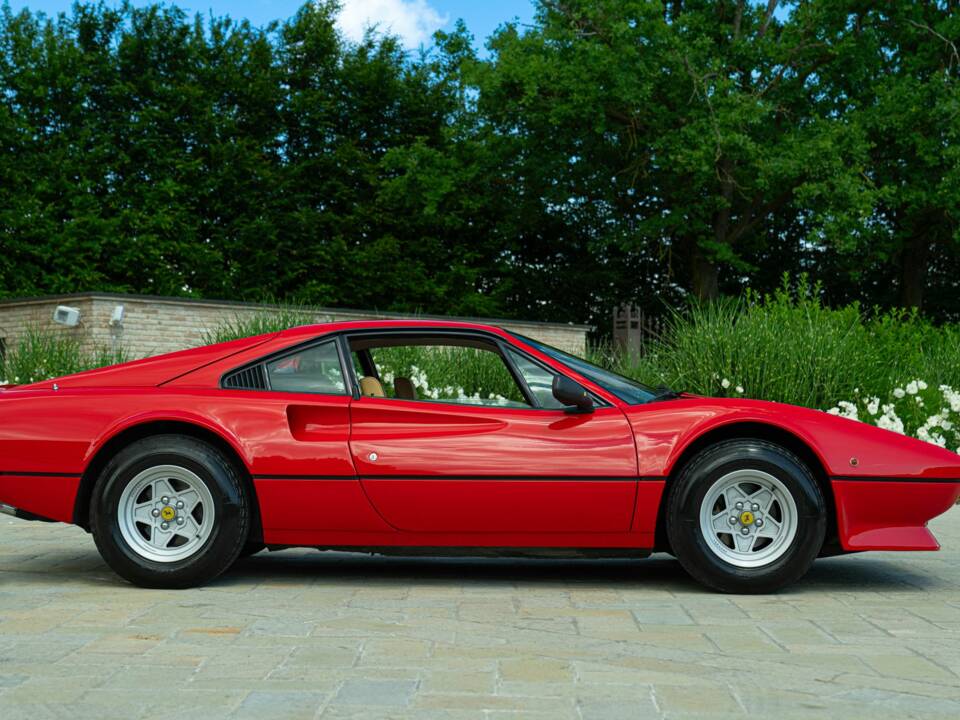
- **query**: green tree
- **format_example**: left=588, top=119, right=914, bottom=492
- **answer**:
left=853, top=3, right=959, bottom=312
left=475, top=0, right=875, bottom=302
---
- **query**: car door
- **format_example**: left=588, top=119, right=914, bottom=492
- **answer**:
left=346, top=332, right=638, bottom=534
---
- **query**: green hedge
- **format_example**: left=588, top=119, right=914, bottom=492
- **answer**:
left=592, top=278, right=960, bottom=450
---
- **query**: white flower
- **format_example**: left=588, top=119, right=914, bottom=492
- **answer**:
left=893, top=388, right=906, bottom=399
left=866, top=398, right=880, bottom=416
left=906, top=381, right=919, bottom=395
left=827, top=401, right=860, bottom=421
left=836, top=401, right=859, bottom=420
left=877, top=413, right=904, bottom=434
left=918, top=380, right=928, bottom=390
left=721, top=378, right=731, bottom=389
left=876, top=404, right=905, bottom=434
left=735, top=386, right=744, bottom=394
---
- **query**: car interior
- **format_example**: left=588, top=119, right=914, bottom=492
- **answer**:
left=347, top=333, right=537, bottom=408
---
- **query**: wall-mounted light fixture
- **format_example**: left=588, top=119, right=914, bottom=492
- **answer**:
left=53, top=306, right=81, bottom=327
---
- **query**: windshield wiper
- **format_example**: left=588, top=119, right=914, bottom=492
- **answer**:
left=646, top=385, right=681, bottom=403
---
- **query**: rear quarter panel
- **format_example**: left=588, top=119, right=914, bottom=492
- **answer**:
left=0, top=387, right=376, bottom=530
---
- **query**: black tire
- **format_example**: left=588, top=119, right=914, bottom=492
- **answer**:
left=665, top=439, right=826, bottom=594
left=90, top=435, right=250, bottom=589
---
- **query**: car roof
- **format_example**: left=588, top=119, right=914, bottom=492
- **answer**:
left=277, top=319, right=511, bottom=339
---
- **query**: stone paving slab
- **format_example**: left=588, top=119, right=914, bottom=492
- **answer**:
left=1, top=511, right=959, bottom=719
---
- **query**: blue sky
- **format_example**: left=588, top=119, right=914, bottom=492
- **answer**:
left=9, top=1, right=537, bottom=49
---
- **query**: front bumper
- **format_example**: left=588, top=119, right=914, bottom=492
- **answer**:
left=832, top=478, right=960, bottom=551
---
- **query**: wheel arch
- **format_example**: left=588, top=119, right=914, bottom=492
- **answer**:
left=654, top=421, right=838, bottom=554
left=73, top=419, right=262, bottom=544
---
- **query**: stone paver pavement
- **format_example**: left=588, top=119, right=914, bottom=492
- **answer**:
left=1, top=511, right=959, bottom=719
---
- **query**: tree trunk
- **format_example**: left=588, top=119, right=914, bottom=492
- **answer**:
left=691, top=245, right=720, bottom=301
left=899, top=232, right=930, bottom=310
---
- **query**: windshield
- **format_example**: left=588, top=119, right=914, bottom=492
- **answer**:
left=510, top=333, right=657, bottom=405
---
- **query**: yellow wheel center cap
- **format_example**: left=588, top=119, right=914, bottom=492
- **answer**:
left=160, top=506, right=176, bottom=521
left=739, top=510, right=755, bottom=525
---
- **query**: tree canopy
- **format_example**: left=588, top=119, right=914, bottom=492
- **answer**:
left=1, top=1, right=958, bottom=330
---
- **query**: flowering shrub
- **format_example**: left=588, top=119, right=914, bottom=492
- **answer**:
left=827, top=381, right=960, bottom=452
left=595, top=276, right=960, bottom=412
left=379, top=365, right=521, bottom=406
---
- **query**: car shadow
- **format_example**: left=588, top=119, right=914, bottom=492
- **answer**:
left=213, top=549, right=942, bottom=595
left=224, top=551, right=692, bottom=589
left=0, top=546, right=944, bottom=594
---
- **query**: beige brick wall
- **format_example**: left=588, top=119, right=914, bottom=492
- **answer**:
left=0, top=297, right=99, bottom=356
left=0, top=294, right=589, bottom=362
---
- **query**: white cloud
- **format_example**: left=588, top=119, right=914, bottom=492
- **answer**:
left=335, top=0, right=448, bottom=49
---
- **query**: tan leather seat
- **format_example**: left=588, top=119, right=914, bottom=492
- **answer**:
left=394, top=376, right=417, bottom=400
left=359, top=376, right=385, bottom=397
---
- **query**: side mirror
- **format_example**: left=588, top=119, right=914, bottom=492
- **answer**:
left=552, top=375, right=594, bottom=414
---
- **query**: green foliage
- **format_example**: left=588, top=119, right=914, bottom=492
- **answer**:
left=0, top=2, right=959, bottom=326
left=474, top=0, right=877, bottom=307
left=0, top=328, right=127, bottom=385
left=593, top=276, right=960, bottom=412
left=200, top=303, right=316, bottom=345
left=0, top=2, right=499, bottom=317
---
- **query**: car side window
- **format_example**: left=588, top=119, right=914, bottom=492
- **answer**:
left=266, top=340, right=346, bottom=395
left=354, top=342, right=531, bottom=408
left=506, top=348, right=566, bottom=409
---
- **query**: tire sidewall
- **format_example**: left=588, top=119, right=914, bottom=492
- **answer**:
left=667, top=441, right=826, bottom=593
left=91, top=436, right=248, bottom=588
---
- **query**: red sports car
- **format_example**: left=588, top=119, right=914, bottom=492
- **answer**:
left=1, top=320, right=958, bottom=592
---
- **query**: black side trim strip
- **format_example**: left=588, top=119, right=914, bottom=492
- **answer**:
left=253, top=474, right=667, bottom=482
left=0, top=471, right=80, bottom=478
left=831, top=476, right=960, bottom=484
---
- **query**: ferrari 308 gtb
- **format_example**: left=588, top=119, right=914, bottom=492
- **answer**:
left=1, top=320, right=958, bottom=592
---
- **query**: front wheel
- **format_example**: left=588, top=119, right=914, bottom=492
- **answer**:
left=91, top=435, right=250, bottom=588
left=666, top=439, right=826, bottom=593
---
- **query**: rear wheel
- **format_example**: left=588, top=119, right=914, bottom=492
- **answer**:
left=91, top=435, right=249, bottom=588
left=666, top=439, right=826, bottom=593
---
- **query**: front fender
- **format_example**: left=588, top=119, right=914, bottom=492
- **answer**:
left=625, top=398, right=960, bottom=481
